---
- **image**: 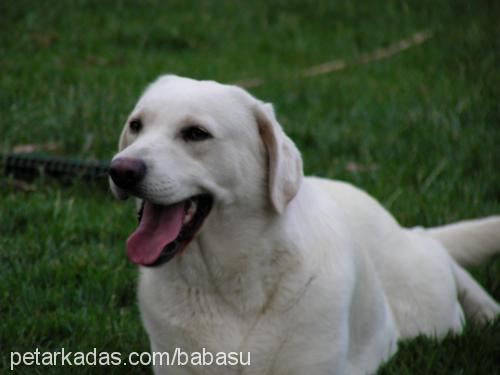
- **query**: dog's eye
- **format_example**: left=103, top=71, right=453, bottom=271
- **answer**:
left=181, top=126, right=212, bottom=142
left=129, top=119, right=142, bottom=133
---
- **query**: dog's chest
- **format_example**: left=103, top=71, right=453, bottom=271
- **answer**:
left=137, top=269, right=310, bottom=375
left=139, top=270, right=259, bottom=352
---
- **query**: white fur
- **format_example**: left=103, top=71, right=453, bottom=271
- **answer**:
left=110, top=75, right=500, bottom=375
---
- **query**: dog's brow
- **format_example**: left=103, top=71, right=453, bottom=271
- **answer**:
left=129, top=109, right=145, bottom=123
left=178, top=115, right=216, bottom=135
left=180, top=115, right=202, bottom=126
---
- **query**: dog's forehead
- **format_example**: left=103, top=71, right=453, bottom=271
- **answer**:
left=136, top=77, right=239, bottom=112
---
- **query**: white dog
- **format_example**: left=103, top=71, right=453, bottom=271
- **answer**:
left=109, top=75, right=499, bottom=375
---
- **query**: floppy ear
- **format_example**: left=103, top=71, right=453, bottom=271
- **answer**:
left=255, top=103, right=303, bottom=214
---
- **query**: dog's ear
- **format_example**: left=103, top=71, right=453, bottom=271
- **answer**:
left=255, top=103, right=303, bottom=214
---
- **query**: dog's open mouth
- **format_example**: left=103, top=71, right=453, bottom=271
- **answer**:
left=126, top=195, right=213, bottom=267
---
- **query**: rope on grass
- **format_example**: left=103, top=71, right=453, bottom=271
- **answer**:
left=234, top=30, right=433, bottom=89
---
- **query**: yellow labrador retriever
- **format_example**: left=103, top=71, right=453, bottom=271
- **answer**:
left=109, top=75, right=499, bottom=374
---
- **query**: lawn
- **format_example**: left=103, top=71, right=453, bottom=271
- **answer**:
left=1, top=0, right=499, bottom=373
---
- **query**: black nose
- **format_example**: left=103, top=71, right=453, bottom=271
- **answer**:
left=109, top=157, right=147, bottom=189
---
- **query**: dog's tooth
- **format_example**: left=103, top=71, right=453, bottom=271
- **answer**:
left=191, top=199, right=198, bottom=212
left=183, top=199, right=198, bottom=224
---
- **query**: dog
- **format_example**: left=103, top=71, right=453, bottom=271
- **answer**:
left=109, top=75, right=499, bottom=374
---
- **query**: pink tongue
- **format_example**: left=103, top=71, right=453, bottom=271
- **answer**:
left=127, top=201, right=185, bottom=265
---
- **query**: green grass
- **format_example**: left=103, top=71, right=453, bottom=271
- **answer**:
left=1, top=0, right=499, bottom=373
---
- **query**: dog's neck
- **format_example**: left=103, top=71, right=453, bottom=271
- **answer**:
left=148, top=198, right=312, bottom=316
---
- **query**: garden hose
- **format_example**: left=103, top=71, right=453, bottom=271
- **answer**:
left=1, top=153, right=109, bottom=181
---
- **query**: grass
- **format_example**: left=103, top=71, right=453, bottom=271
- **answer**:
left=1, top=0, right=499, bottom=373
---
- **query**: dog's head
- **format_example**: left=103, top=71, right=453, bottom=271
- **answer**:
left=109, top=75, right=303, bottom=266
